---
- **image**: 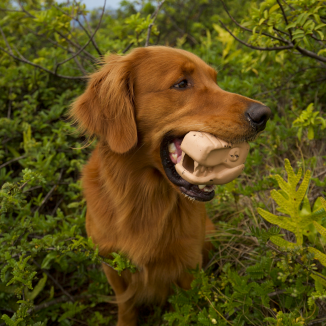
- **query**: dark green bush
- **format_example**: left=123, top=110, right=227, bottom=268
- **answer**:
left=1, top=0, right=326, bottom=324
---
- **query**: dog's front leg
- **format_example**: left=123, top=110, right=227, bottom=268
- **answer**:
left=102, top=263, right=138, bottom=326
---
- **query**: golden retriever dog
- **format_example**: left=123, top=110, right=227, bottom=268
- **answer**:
left=70, top=46, right=271, bottom=325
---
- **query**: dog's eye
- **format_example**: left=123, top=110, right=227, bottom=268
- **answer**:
left=173, top=79, right=189, bottom=89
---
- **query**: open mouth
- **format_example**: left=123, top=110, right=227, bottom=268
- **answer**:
left=160, top=135, right=216, bottom=202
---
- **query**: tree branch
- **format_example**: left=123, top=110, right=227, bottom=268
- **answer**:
left=54, top=2, right=103, bottom=56
left=17, top=0, right=34, bottom=18
left=35, top=169, right=64, bottom=213
left=0, top=26, right=86, bottom=80
left=218, top=20, right=293, bottom=51
left=2, top=2, right=97, bottom=62
left=0, top=8, right=22, bottom=13
left=276, top=0, right=289, bottom=25
left=55, top=30, right=96, bottom=62
left=219, top=1, right=326, bottom=64
left=165, top=12, right=198, bottom=45
left=219, top=0, right=289, bottom=44
left=53, top=0, right=106, bottom=73
left=122, top=42, right=134, bottom=54
left=0, top=155, right=26, bottom=170
left=296, top=46, right=326, bottom=64
left=145, top=0, right=166, bottom=47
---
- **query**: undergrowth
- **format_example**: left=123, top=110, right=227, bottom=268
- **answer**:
left=1, top=0, right=326, bottom=324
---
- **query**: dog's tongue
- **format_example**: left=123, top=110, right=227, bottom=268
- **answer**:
left=169, top=138, right=183, bottom=164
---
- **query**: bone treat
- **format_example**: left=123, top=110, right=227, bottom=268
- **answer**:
left=175, top=131, right=250, bottom=185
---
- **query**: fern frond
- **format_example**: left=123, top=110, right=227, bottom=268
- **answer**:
left=270, top=236, right=299, bottom=249
left=273, top=174, right=291, bottom=193
left=312, top=221, right=326, bottom=238
left=257, top=208, right=297, bottom=234
left=320, top=197, right=326, bottom=211
left=296, top=170, right=311, bottom=207
left=271, top=190, right=296, bottom=217
left=284, top=159, right=302, bottom=187
left=308, top=247, right=326, bottom=267
left=311, top=207, right=326, bottom=221
left=311, top=272, right=326, bottom=287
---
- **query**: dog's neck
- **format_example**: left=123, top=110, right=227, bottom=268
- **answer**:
left=91, top=141, right=206, bottom=266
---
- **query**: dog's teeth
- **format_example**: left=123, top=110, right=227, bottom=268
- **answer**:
left=198, top=185, right=206, bottom=189
left=172, top=154, right=177, bottom=161
left=203, top=185, right=216, bottom=192
left=168, top=143, right=177, bottom=153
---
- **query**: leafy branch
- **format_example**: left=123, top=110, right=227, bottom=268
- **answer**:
left=219, top=0, right=326, bottom=64
left=0, top=0, right=107, bottom=79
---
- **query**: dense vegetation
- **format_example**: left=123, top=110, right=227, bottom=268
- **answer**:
left=0, top=0, right=326, bottom=325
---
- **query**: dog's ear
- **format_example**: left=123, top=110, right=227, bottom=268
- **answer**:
left=70, top=55, right=137, bottom=154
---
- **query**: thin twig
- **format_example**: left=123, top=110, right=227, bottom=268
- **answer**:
left=145, top=0, right=166, bottom=47
left=296, top=46, right=326, bottom=64
left=0, top=5, right=97, bottom=77
left=267, top=243, right=326, bottom=283
left=72, top=54, right=88, bottom=75
left=219, top=0, right=289, bottom=44
left=35, top=169, right=64, bottom=213
left=25, top=28, right=93, bottom=70
left=165, top=12, right=198, bottom=45
left=0, top=44, right=85, bottom=80
left=7, top=88, right=12, bottom=119
left=219, top=0, right=326, bottom=63
left=315, top=170, right=326, bottom=178
left=55, top=30, right=96, bottom=62
left=28, top=294, right=92, bottom=313
left=54, top=2, right=103, bottom=56
left=2, top=3, right=97, bottom=62
left=122, top=42, right=134, bottom=54
left=51, top=196, right=64, bottom=216
left=33, top=259, right=75, bottom=302
left=307, top=317, right=326, bottom=326
left=23, top=186, right=42, bottom=193
left=17, top=0, right=34, bottom=18
left=34, top=185, right=57, bottom=213
left=0, top=8, right=22, bottom=12
left=0, top=155, right=26, bottom=170
left=218, top=20, right=293, bottom=51
left=0, top=26, right=14, bottom=55
left=54, top=0, right=106, bottom=73
left=276, top=0, right=289, bottom=25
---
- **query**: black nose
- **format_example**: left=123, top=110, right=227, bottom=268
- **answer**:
left=245, top=103, right=271, bottom=132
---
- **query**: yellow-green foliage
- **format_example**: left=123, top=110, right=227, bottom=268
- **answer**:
left=258, top=159, right=326, bottom=288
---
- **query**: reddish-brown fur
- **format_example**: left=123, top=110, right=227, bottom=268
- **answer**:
left=70, top=46, right=264, bottom=325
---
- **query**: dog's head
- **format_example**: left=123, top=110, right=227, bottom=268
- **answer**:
left=71, top=46, right=271, bottom=202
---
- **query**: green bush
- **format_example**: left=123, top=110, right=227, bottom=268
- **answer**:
left=1, top=0, right=326, bottom=324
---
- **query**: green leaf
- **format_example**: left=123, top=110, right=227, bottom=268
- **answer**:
left=1, top=315, right=16, bottom=326
left=315, top=23, right=326, bottom=30
left=269, top=4, right=280, bottom=14
left=27, top=273, right=47, bottom=300
left=316, top=31, right=324, bottom=40
left=308, top=247, right=326, bottom=266
left=308, top=126, right=314, bottom=139
left=41, top=252, right=57, bottom=269
left=270, top=236, right=299, bottom=249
